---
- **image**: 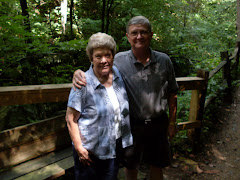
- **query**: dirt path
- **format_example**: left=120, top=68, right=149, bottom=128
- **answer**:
left=163, top=81, right=240, bottom=180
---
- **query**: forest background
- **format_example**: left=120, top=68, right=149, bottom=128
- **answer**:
left=0, top=0, right=238, bottom=147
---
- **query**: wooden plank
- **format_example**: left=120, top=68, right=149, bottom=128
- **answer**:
left=208, top=60, right=227, bottom=79
left=0, top=128, right=71, bottom=169
left=196, top=70, right=209, bottom=118
left=0, top=114, right=67, bottom=151
left=15, top=156, right=74, bottom=180
left=0, top=77, right=208, bottom=106
left=0, top=78, right=207, bottom=106
left=188, top=70, right=209, bottom=150
left=0, top=147, right=73, bottom=180
left=176, top=77, right=206, bottom=91
left=0, top=83, right=72, bottom=106
left=177, top=121, right=201, bottom=131
left=188, top=90, right=200, bottom=122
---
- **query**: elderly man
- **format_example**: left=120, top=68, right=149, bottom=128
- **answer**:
left=73, top=16, right=178, bottom=180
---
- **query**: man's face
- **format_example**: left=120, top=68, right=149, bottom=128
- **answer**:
left=126, top=24, right=153, bottom=51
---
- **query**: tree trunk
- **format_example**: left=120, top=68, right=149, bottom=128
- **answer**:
left=101, top=0, right=106, bottom=32
left=237, top=0, right=240, bottom=41
left=61, top=0, right=68, bottom=34
left=19, top=0, right=31, bottom=33
left=105, top=0, right=114, bottom=34
left=70, top=0, right=74, bottom=39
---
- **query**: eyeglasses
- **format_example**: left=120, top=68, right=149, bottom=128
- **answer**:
left=129, top=30, right=150, bottom=37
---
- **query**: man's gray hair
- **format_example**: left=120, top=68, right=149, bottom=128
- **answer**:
left=126, top=16, right=152, bottom=33
left=86, top=32, right=116, bottom=61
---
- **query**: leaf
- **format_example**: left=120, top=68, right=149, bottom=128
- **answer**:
left=178, top=157, right=203, bottom=173
left=196, top=166, right=204, bottom=174
left=211, top=146, right=226, bottom=161
left=209, top=164, right=215, bottom=168
left=204, top=170, right=220, bottom=174
left=225, top=163, right=235, bottom=168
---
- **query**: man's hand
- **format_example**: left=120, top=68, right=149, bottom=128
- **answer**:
left=168, top=92, right=177, bottom=141
left=168, top=122, right=177, bottom=141
left=73, top=69, right=86, bottom=90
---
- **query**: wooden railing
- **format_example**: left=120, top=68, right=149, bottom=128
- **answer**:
left=0, top=42, right=239, bottom=179
left=0, top=83, right=72, bottom=106
left=0, top=75, right=209, bottom=179
left=0, top=77, right=207, bottom=130
left=205, top=42, right=240, bottom=107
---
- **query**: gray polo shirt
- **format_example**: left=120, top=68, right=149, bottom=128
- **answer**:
left=114, top=49, right=178, bottom=122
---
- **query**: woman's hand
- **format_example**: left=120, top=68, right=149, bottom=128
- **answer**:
left=66, top=107, right=92, bottom=165
left=168, top=122, right=177, bottom=141
left=72, top=69, right=86, bottom=89
left=76, top=146, right=93, bottom=166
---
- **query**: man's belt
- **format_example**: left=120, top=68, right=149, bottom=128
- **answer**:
left=134, top=118, right=161, bottom=126
left=133, top=113, right=168, bottom=126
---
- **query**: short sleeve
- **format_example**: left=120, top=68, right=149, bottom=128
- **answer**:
left=67, top=87, right=85, bottom=113
left=167, top=59, right=179, bottom=93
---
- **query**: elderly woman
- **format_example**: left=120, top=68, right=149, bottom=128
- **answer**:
left=66, top=32, right=133, bottom=180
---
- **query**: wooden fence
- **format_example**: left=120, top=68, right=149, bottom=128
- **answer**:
left=0, top=42, right=239, bottom=179
left=205, top=41, right=240, bottom=107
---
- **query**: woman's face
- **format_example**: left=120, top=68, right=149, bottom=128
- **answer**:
left=92, top=47, right=114, bottom=77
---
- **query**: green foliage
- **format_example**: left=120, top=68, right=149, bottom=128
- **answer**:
left=57, top=39, right=88, bottom=51
left=0, top=0, right=238, bottom=134
left=0, top=103, right=66, bottom=130
left=81, top=18, right=102, bottom=39
left=177, top=91, right=191, bottom=123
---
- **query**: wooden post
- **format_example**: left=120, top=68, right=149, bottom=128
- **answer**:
left=187, top=69, right=209, bottom=152
left=236, top=41, right=240, bottom=68
left=221, top=51, right=231, bottom=88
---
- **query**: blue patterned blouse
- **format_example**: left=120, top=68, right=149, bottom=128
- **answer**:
left=67, top=65, right=133, bottom=160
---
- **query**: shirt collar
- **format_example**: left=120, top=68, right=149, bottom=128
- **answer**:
left=129, top=48, right=156, bottom=65
left=88, top=64, right=119, bottom=90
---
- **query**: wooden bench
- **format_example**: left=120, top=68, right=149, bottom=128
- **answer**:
left=0, top=114, right=74, bottom=180
left=0, top=83, right=73, bottom=179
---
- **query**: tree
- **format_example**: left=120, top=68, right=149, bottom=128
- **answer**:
left=70, top=0, right=74, bottom=39
left=237, top=0, right=240, bottom=41
left=101, top=0, right=106, bottom=32
left=105, top=0, right=114, bottom=33
left=19, top=0, right=31, bottom=33
left=101, top=0, right=114, bottom=33
left=61, top=0, right=67, bottom=34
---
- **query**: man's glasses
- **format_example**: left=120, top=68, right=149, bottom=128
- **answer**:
left=129, top=30, right=150, bottom=37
